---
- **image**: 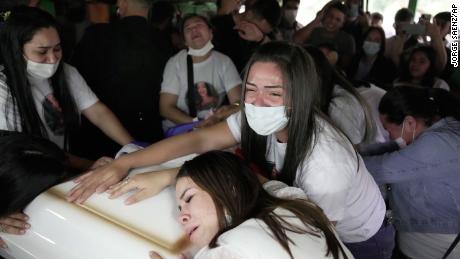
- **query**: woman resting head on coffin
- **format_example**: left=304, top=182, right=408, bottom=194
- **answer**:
left=149, top=150, right=352, bottom=259
left=0, top=132, right=76, bottom=249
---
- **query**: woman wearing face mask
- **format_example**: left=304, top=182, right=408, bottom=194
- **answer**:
left=347, top=27, right=397, bottom=90
left=159, top=14, right=242, bottom=133
left=0, top=6, right=134, bottom=240
left=0, top=6, right=133, bottom=162
left=363, top=86, right=460, bottom=259
left=148, top=150, right=352, bottom=259
left=395, top=45, right=450, bottom=91
left=70, top=41, right=392, bottom=259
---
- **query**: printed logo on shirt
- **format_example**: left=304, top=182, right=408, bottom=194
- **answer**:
left=42, top=94, right=64, bottom=135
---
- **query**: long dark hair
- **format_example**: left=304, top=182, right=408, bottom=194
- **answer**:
left=240, top=41, right=321, bottom=185
left=398, top=45, right=437, bottom=88
left=177, top=151, right=348, bottom=259
left=0, top=132, right=77, bottom=217
left=0, top=6, right=79, bottom=149
left=304, top=45, right=375, bottom=144
left=379, top=86, right=460, bottom=126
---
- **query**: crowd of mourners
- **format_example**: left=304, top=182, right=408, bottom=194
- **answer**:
left=0, top=0, right=459, bottom=259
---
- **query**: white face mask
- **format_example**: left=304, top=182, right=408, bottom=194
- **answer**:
left=26, top=59, right=59, bottom=79
left=244, top=103, right=288, bottom=136
left=284, top=9, right=298, bottom=25
left=187, top=40, right=214, bottom=57
left=362, top=41, right=381, bottom=56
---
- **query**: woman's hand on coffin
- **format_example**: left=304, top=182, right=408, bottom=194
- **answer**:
left=67, top=160, right=130, bottom=204
left=107, top=168, right=178, bottom=205
left=90, top=156, right=114, bottom=170
left=0, top=213, right=30, bottom=239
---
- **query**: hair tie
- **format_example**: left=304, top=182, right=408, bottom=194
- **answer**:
left=0, top=11, right=11, bottom=22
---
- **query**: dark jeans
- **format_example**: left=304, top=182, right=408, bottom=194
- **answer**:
left=345, top=223, right=395, bottom=259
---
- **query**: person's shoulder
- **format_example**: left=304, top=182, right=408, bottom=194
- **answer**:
left=218, top=218, right=270, bottom=245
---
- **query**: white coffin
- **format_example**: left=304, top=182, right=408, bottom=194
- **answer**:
left=0, top=154, right=197, bottom=259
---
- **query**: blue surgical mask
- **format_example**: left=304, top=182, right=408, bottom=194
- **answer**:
left=362, top=41, right=380, bottom=56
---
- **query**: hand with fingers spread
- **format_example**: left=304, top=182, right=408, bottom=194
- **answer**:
left=67, top=159, right=131, bottom=204
left=0, top=213, right=30, bottom=249
left=107, top=168, right=179, bottom=205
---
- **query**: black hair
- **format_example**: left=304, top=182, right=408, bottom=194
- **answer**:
left=434, top=12, right=451, bottom=29
left=0, top=6, right=80, bottom=150
left=399, top=45, right=437, bottom=88
left=247, top=0, right=282, bottom=29
left=0, top=132, right=77, bottom=217
left=371, top=12, right=383, bottom=21
left=326, top=2, right=349, bottom=17
left=149, top=0, right=176, bottom=25
left=177, top=150, right=349, bottom=259
left=379, top=86, right=460, bottom=126
left=394, top=8, right=413, bottom=23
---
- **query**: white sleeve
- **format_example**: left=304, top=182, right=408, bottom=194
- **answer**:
left=433, top=78, right=450, bottom=91
left=329, top=87, right=366, bottom=144
left=160, top=53, right=182, bottom=95
left=225, top=111, right=242, bottom=142
left=263, top=180, right=307, bottom=200
left=64, top=64, right=98, bottom=111
left=196, top=246, right=247, bottom=259
left=220, top=55, right=242, bottom=92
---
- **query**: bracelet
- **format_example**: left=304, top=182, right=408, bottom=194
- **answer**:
left=233, top=102, right=240, bottom=107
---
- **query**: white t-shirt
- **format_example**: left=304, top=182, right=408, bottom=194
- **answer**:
left=356, top=84, right=389, bottom=144
left=0, top=63, right=98, bottom=148
left=161, top=50, right=241, bottom=129
left=226, top=112, right=386, bottom=243
left=194, top=207, right=354, bottom=259
left=329, top=85, right=366, bottom=145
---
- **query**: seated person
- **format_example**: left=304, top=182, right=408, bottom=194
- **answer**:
left=294, top=1, right=355, bottom=69
left=160, top=14, right=242, bottom=133
left=364, top=86, right=460, bottom=259
left=395, top=45, right=450, bottom=90
left=123, top=150, right=353, bottom=259
left=0, top=6, right=133, bottom=168
left=0, top=132, right=77, bottom=249
left=347, top=26, right=397, bottom=90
